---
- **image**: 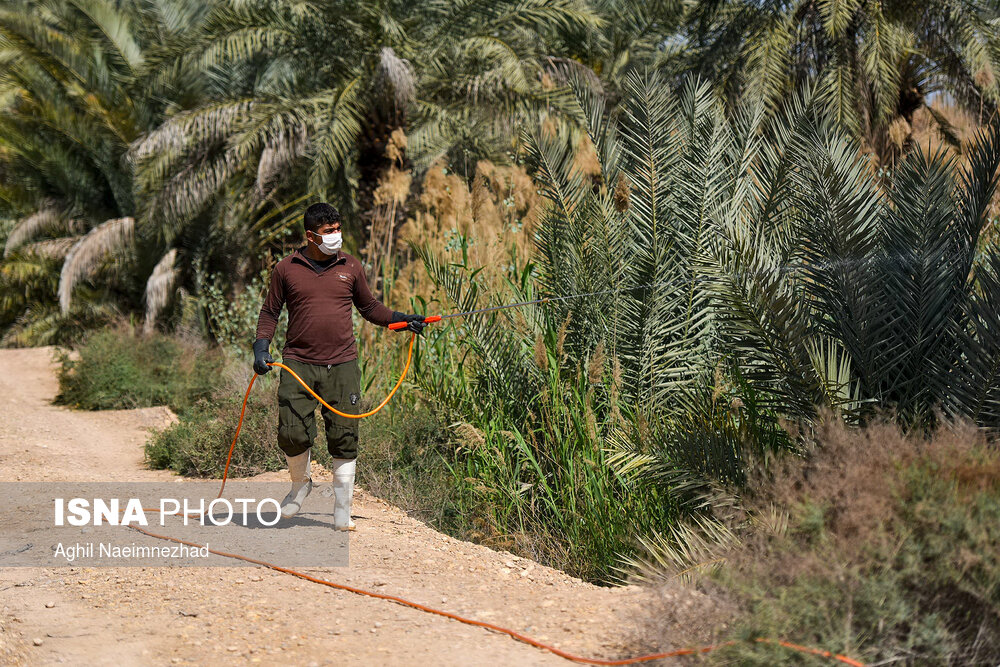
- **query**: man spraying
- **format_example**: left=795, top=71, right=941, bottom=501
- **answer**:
left=252, top=203, right=425, bottom=529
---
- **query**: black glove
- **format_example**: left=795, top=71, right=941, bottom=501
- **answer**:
left=391, top=311, right=427, bottom=335
left=252, top=338, right=274, bottom=375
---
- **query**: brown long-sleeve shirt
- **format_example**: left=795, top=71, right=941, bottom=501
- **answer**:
left=255, top=248, right=397, bottom=365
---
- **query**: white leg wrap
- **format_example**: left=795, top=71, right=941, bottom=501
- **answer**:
left=280, top=449, right=312, bottom=519
left=331, top=457, right=356, bottom=530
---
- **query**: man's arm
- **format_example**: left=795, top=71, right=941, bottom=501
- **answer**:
left=252, top=264, right=285, bottom=374
left=352, top=262, right=426, bottom=334
left=256, top=263, right=286, bottom=341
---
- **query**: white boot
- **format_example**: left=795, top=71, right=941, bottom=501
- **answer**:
left=331, top=457, right=356, bottom=531
left=280, top=449, right=312, bottom=519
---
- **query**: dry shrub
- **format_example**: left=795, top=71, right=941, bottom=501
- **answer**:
left=408, top=161, right=474, bottom=236
left=713, top=416, right=1000, bottom=665
left=899, top=422, right=1000, bottom=496
left=471, top=171, right=500, bottom=230
left=750, top=416, right=898, bottom=557
left=739, top=415, right=998, bottom=582
left=477, top=159, right=541, bottom=216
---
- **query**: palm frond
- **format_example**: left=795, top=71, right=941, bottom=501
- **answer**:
left=379, top=46, right=415, bottom=106
left=22, top=236, right=79, bottom=259
left=4, top=205, right=63, bottom=257
left=948, top=248, right=1000, bottom=428
left=712, top=222, right=824, bottom=419
left=143, top=247, right=178, bottom=333
left=613, top=515, right=737, bottom=585
left=58, top=216, right=133, bottom=313
left=818, top=0, right=862, bottom=38
left=876, top=145, right=964, bottom=415
left=787, top=114, right=883, bottom=396
left=307, top=80, right=366, bottom=194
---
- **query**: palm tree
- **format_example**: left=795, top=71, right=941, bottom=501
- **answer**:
left=670, top=0, right=1000, bottom=165
left=133, top=0, right=600, bottom=249
left=553, top=0, right=692, bottom=104
left=0, top=0, right=208, bottom=342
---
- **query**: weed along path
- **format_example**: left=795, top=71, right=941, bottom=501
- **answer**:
left=0, top=347, right=715, bottom=666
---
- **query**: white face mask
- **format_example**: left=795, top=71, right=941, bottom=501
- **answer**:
left=311, top=231, right=342, bottom=255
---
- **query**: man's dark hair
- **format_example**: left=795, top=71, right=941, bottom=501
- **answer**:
left=303, top=203, right=341, bottom=233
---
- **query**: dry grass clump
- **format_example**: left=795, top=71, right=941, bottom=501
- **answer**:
left=390, top=158, right=542, bottom=307
left=571, top=132, right=601, bottom=180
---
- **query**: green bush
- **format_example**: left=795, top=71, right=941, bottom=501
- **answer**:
left=145, top=374, right=286, bottom=477
left=56, top=326, right=223, bottom=414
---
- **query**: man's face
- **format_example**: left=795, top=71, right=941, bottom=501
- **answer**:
left=307, top=220, right=342, bottom=245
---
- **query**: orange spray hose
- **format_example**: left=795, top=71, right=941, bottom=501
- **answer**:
left=216, top=332, right=415, bottom=496
left=131, top=329, right=865, bottom=666
left=266, top=328, right=415, bottom=419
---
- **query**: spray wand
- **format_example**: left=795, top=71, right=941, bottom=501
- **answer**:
left=387, top=278, right=711, bottom=331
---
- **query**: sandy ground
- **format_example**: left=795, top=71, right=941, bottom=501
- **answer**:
left=0, top=346, right=725, bottom=666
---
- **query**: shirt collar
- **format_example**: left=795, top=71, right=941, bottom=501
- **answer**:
left=292, top=246, right=347, bottom=266
left=292, top=246, right=345, bottom=267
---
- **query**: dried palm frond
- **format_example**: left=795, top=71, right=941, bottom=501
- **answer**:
left=379, top=46, right=415, bottom=106
left=129, top=100, right=254, bottom=163
left=255, top=123, right=309, bottom=199
left=5, top=206, right=62, bottom=257
left=613, top=514, right=738, bottom=585
left=143, top=248, right=178, bottom=333
left=22, top=236, right=80, bottom=259
left=58, top=217, right=134, bottom=314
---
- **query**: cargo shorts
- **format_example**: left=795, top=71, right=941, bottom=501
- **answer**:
left=276, top=358, right=361, bottom=459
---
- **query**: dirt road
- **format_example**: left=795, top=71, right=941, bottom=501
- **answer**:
left=0, top=347, right=722, bottom=666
